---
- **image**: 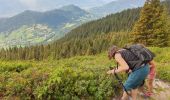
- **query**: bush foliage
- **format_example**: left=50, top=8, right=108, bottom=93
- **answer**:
left=0, top=47, right=170, bottom=99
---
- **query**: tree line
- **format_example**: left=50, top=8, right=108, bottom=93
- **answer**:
left=0, top=32, right=130, bottom=60
left=0, top=0, right=169, bottom=61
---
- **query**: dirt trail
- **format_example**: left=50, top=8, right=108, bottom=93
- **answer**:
left=138, top=79, right=170, bottom=100
left=113, top=79, right=170, bottom=100
left=148, top=79, right=170, bottom=100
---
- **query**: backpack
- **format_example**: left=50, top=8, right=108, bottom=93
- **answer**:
left=124, top=44, right=155, bottom=68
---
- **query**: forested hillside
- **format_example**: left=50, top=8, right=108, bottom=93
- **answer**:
left=64, top=8, right=140, bottom=39
left=0, top=0, right=169, bottom=60
left=64, top=0, right=170, bottom=39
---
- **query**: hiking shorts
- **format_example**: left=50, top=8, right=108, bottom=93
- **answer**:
left=124, top=64, right=150, bottom=91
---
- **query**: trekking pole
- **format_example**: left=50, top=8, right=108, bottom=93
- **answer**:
left=109, top=64, right=131, bottom=97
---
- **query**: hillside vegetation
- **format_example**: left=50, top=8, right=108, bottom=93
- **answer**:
left=0, top=47, right=170, bottom=99
left=0, top=24, right=57, bottom=48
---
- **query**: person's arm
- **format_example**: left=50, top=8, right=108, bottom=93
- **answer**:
left=149, top=60, right=156, bottom=68
left=107, top=53, right=129, bottom=74
left=148, top=60, right=156, bottom=75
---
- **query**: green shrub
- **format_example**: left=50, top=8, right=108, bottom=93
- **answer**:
left=0, top=47, right=169, bottom=99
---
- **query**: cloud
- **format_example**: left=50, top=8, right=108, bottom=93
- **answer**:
left=101, top=0, right=118, bottom=3
left=0, top=0, right=119, bottom=17
left=18, top=0, right=39, bottom=10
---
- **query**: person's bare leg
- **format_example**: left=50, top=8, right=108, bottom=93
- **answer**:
left=121, top=91, right=130, bottom=100
left=147, top=79, right=153, bottom=93
left=139, top=86, right=144, bottom=94
left=131, top=89, right=138, bottom=100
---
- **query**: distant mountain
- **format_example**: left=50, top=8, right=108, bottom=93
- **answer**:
left=63, top=0, right=170, bottom=40
left=0, top=0, right=117, bottom=18
left=0, top=18, right=7, bottom=21
left=64, top=8, right=141, bottom=40
left=45, top=0, right=109, bottom=8
left=0, top=5, right=96, bottom=48
left=89, top=0, right=145, bottom=17
left=0, top=5, right=89, bottom=33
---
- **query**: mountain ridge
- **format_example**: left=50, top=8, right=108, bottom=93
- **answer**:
left=88, top=0, right=145, bottom=17
left=0, top=5, right=88, bottom=33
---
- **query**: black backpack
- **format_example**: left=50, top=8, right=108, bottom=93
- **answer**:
left=124, top=44, right=155, bottom=68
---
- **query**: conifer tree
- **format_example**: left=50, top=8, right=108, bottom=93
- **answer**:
left=132, top=0, right=169, bottom=47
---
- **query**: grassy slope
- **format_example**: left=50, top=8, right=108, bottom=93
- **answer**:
left=0, top=24, right=57, bottom=48
left=0, top=47, right=170, bottom=99
left=150, top=47, right=170, bottom=81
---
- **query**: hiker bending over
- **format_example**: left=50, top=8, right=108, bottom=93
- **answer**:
left=107, top=44, right=155, bottom=100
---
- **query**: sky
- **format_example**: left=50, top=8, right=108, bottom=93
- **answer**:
left=0, top=0, right=117, bottom=18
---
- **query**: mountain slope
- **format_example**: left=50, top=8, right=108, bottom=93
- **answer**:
left=0, top=24, right=57, bottom=48
left=0, top=47, right=170, bottom=99
left=0, top=5, right=95, bottom=48
left=61, top=0, right=170, bottom=41
left=0, top=5, right=88, bottom=33
left=63, top=8, right=141, bottom=40
left=89, top=0, right=145, bottom=17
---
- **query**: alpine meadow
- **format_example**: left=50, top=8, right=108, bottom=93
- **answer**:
left=0, top=0, right=170, bottom=100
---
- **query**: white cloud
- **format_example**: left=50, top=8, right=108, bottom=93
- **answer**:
left=18, top=0, right=39, bottom=10
left=0, top=0, right=121, bottom=18
left=101, top=0, right=117, bottom=3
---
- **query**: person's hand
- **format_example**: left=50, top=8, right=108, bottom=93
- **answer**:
left=107, top=70, right=114, bottom=74
left=128, top=69, right=132, bottom=73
